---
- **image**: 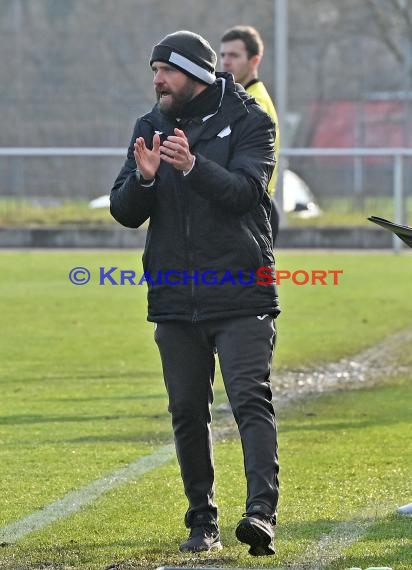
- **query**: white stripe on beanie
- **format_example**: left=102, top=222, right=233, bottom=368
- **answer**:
left=169, top=52, right=215, bottom=84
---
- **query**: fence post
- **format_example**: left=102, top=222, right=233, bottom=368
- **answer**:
left=353, top=155, right=364, bottom=210
left=393, top=154, right=404, bottom=253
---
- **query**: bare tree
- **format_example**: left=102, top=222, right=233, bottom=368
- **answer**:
left=364, top=0, right=412, bottom=75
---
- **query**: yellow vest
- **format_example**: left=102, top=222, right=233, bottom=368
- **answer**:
left=246, top=80, right=280, bottom=196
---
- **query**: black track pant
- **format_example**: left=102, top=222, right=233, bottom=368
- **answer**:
left=154, top=315, right=279, bottom=527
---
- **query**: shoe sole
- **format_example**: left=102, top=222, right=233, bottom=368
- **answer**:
left=179, top=541, right=223, bottom=553
left=235, top=519, right=275, bottom=556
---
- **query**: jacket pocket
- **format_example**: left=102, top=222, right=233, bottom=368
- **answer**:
left=142, top=225, right=153, bottom=271
left=242, top=226, right=264, bottom=268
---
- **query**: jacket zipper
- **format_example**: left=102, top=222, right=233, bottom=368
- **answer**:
left=185, top=208, right=199, bottom=323
left=181, top=183, right=199, bottom=323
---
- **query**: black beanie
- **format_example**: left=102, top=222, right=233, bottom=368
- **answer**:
left=150, top=30, right=217, bottom=85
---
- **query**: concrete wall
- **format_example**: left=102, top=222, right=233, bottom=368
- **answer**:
left=0, top=227, right=396, bottom=249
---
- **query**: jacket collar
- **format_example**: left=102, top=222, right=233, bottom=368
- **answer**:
left=143, top=72, right=252, bottom=145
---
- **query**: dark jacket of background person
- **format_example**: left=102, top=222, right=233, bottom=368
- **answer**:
left=110, top=72, right=280, bottom=323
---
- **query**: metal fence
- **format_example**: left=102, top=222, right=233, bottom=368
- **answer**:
left=279, top=148, right=412, bottom=251
left=0, top=147, right=411, bottom=250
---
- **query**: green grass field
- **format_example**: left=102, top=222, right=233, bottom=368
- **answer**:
left=0, top=251, right=411, bottom=569
left=1, top=196, right=411, bottom=227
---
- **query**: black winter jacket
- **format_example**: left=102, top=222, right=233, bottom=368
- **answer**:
left=110, top=73, right=280, bottom=322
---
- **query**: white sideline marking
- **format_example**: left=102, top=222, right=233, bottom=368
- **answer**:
left=288, top=502, right=392, bottom=569
left=0, top=444, right=175, bottom=544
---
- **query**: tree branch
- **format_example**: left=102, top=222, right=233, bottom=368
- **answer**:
left=364, top=0, right=404, bottom=64
left=397, top=0, right=412, bottom=37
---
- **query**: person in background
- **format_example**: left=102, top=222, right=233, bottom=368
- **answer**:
left=110, top=30, right=280, bottom=556
left=220, top=25, right=281, bottom=245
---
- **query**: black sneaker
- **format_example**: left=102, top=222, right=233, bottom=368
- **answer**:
left=179, top=514, right=222, bottom=553
left=235, top=512, right=275, bottom=556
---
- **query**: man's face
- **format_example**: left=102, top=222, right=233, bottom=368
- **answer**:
left=152, top=62, right=198, bottom=117
left=220, top=39, right=256, bottom=86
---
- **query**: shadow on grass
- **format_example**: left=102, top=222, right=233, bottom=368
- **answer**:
left=277, top=515, right=412, bottom=569
left=1, top=540, right=240, bottom=570
left=332, top=535, right=411, bottom=570
left=46, top=393, right=167, bottom=403
left=0, top=412, right=169, bottom=426
left=273, top=519, right=336, bottom=542
left=280, top=416, right=405, bottom=433
left=6, top=370, right=162, bottom=384
left=62, top=432, right=172, bottom=444
left=335, top=550, right=410, bottom=570
left=2, top=517, right=409, bottom=569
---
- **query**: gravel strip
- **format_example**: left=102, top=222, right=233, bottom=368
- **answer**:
left=216, top=326, right=412, bottom=416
